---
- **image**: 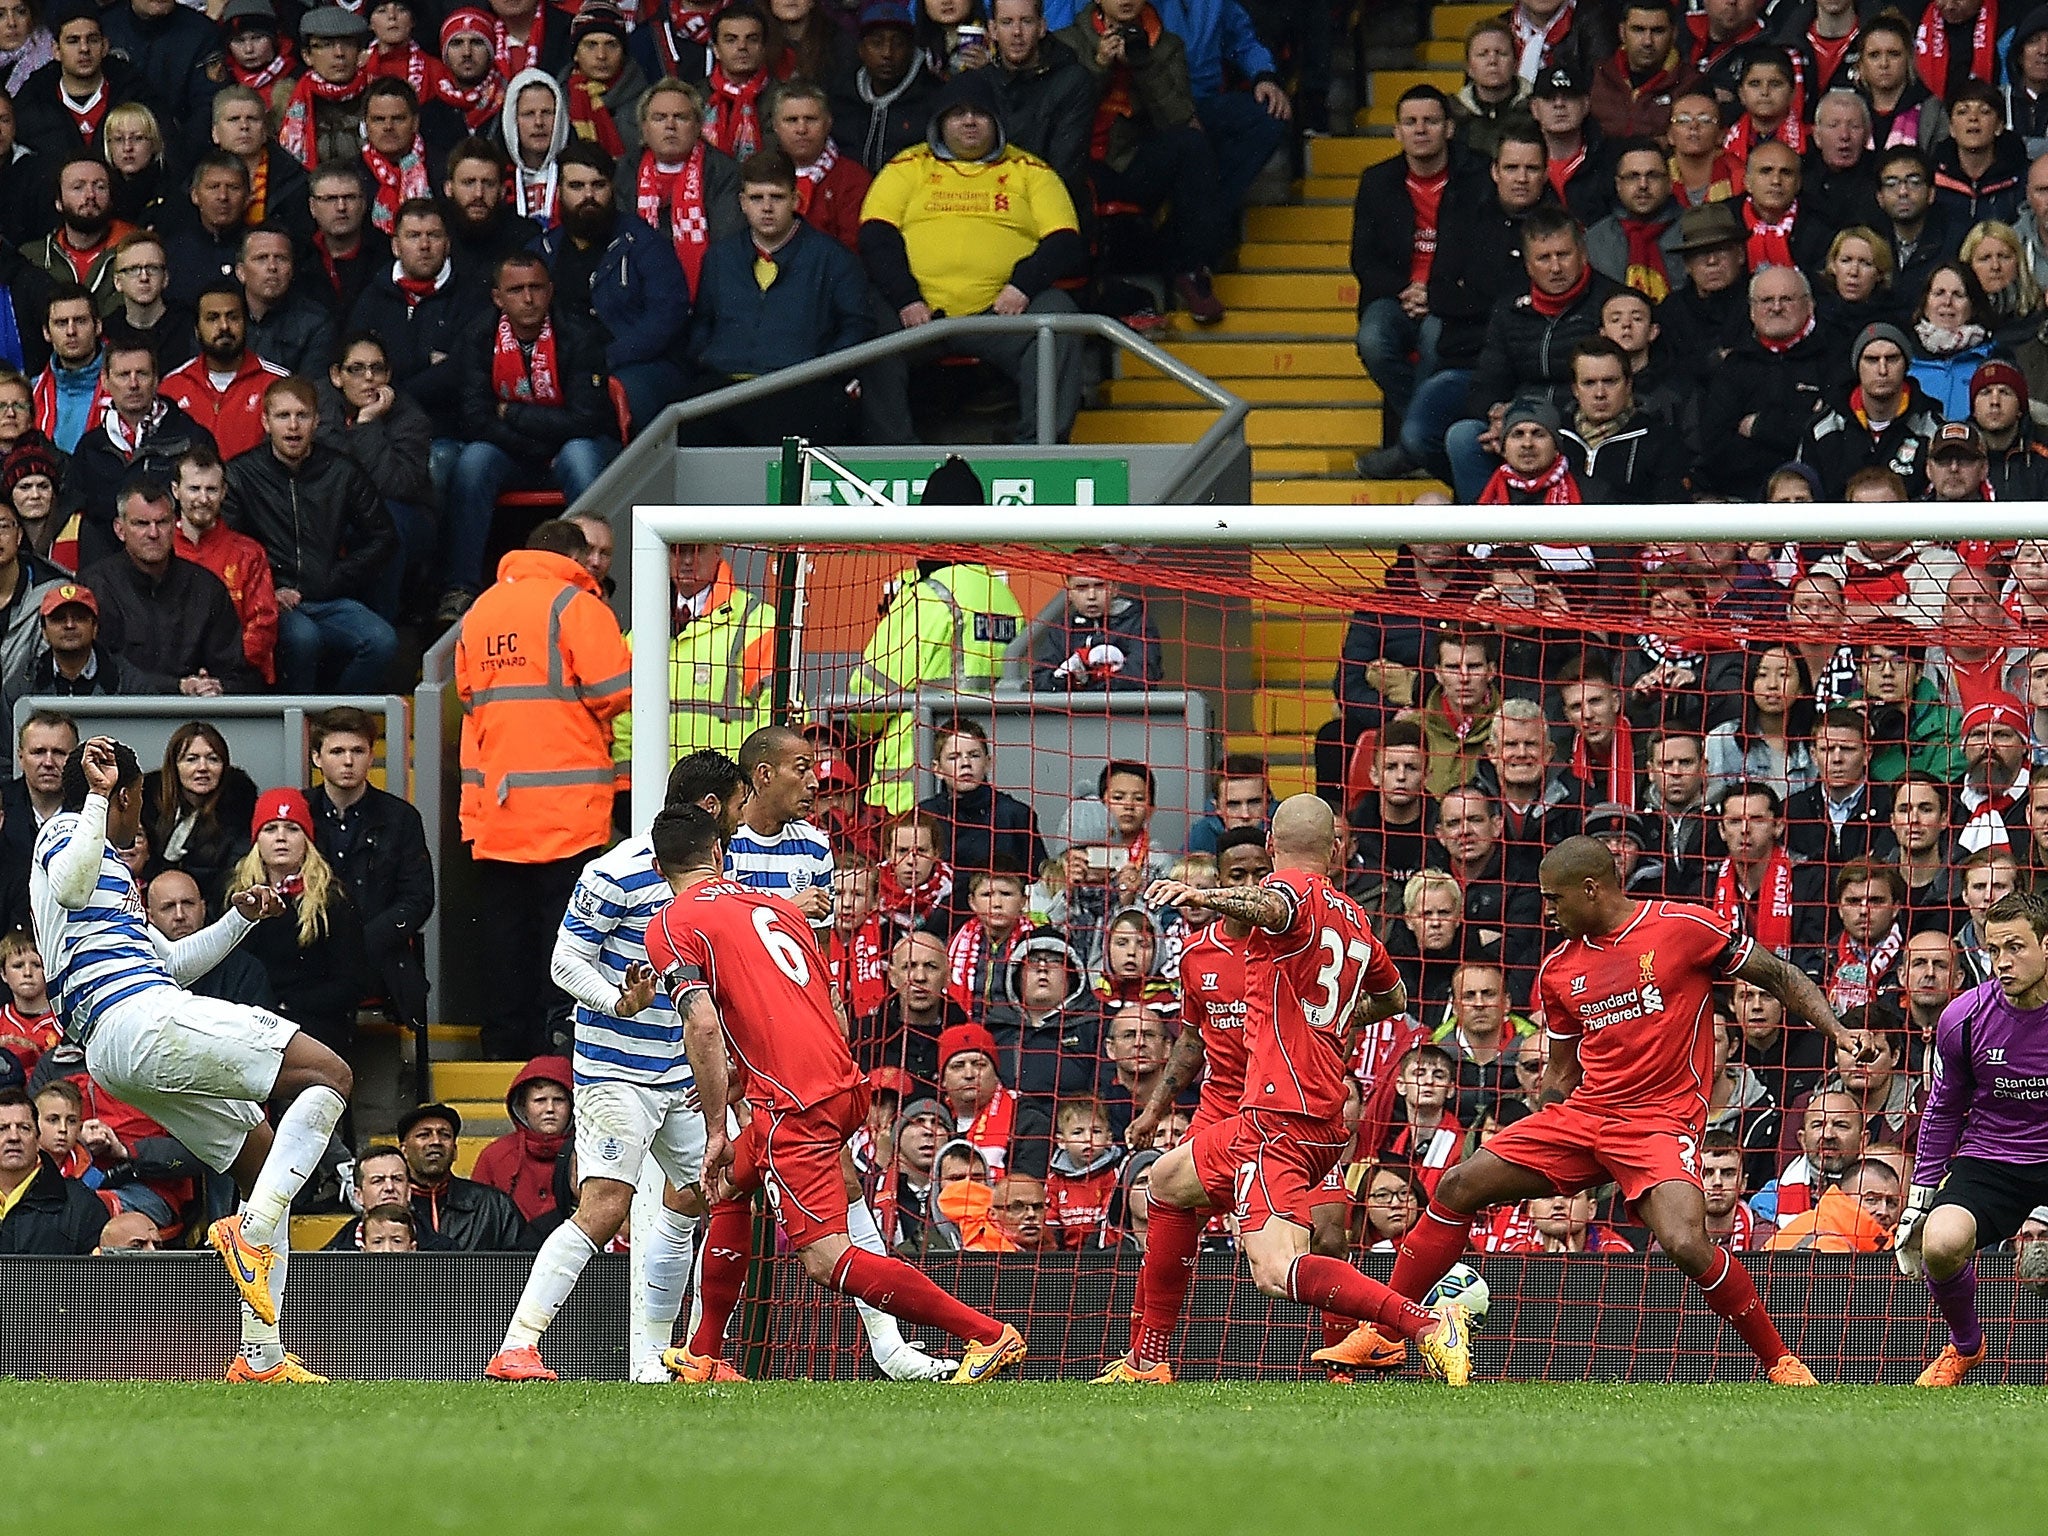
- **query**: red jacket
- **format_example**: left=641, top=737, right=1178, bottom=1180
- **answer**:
left=1045, top=1159, right=1119, bottom=1249
left=801, top=152, right=872, bottom=254
left=160, top=351, right=289, bottom=460
left=468, top=1055, right=572, bottom=1223
left=175, top=517, right=280, bottom=683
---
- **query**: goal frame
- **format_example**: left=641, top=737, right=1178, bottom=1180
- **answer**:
left=625, top=500, right=2048, bottom=827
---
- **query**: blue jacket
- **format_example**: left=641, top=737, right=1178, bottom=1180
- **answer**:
left=1040, top=0, right=1274, bottom=98
left=687, top=221, right=874, bottom=380
left=533, top=210, right=692, bottom=370
left=1908, top=340, right=1999, bottom=420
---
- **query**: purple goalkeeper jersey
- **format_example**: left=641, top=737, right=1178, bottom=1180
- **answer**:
left=1912, top=979, right=2048, bottom=1185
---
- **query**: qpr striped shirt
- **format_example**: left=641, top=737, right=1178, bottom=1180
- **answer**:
left=558, top=834, right=694, bottom=1090
left=725, top=817, right=835, bottom=925
left=30, top=813, right=178, bottom=1043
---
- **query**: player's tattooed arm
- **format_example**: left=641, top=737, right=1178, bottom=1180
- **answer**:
left=1145, top=878, right=1292, bottom=932
left=1130, top=1017, right=1205, bottom=1149
left=677, top=988, right=735, bottom=1187
left=1734, top=945, right=1877, bottom=1061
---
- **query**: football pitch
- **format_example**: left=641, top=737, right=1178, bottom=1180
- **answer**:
left=4, top=1380, right=2045, bottom=1534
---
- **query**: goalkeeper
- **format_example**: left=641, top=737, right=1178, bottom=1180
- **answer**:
left=1897, top=890, right=2048, bottom=1386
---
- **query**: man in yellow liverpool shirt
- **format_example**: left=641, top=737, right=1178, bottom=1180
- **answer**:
left=857, top=69, right=1087, bottom=443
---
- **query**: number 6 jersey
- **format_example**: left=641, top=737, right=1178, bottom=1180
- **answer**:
left=645, top=880, right=863, bottom=1113
left=1242, top=869, right=1401, bottom=1123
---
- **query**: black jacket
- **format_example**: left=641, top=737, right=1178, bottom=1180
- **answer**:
left=830, top=59, right=943, bottom=172
left=12, top=57, right=159, bottom=163
left=247, top=292, right=335, bottom=377
left=1886, top=203, right=1969, bottom=307
left=1797, top=380, right=1943, bottom=499
left=1350, top=148, right=1484, bottom=309
left=292, top=227, right=393, bottom=320
left=0, top=146, right=55, bottom=250
left=192, top=946, right=277, bottom=1009
left=0, top=1152, right=109, bottom=1254
left=1700, top=326, right=1835, bottom=496
left=80, top=553, right=260, bottom=693
left=347, top=266, right=490, bottom=437
left=1986, top=429, right=2048, bottom=500
left=309, top=782, right=436, bottom=1028
left=450, top=205, right=544, bottom=287
left=322, top=1213, right=459, bottom=1251
left=23, top=642, right=150, bottom=699
left=1802, top=150, right=1883, bottom=236
left=142, top=765, right=258, bottom=910
left=223, top=442, right=397, bottom=604
left=241, top=886, right=371, bottom=1053
left=1424, top=843, right=1545, bottom=988
left=101, top=1, right=221, bottom=151
left=1560, top=414, right=1694, bottom=502
left=1783, top=781, right=1899, bottom=868
left=990, top=38, right=1096, bottom=198
left=1427, top=181, right=1555, bottom=367
left=408, top=1174, right=533, bottom=1251
left=1465, top=273, right=1622, bottom=418
left=163, top=221, right=244, bottom=310
left=103, top=299, right=198, bottom=374
left=63, top=402, right=220, bottom=570
left=314, top=380, right=439, bottom=508
left=456, top=306, right=617, bottom=463
left=917, top=781, right=1048, bottom=894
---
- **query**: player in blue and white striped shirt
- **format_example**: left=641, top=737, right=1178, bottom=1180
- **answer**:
left=490, top=751, right=750, bottom=1384
left=727, top=726, right=836, bottom=928
left=31, top=736, right=351, bottom=1384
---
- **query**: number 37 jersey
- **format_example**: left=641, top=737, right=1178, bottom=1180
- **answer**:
left=1243, top=870, right=1401, bottom=1122
left=645, top=880, right=863, bottom=1114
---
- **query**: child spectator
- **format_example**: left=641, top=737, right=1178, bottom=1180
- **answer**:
left=1029, top=568, right=1163, bottom=691
left=0, top=930, right=59, bottom=1069
left=877, top=810, right=954, bottom=934
left=945, top=860, right=1029, bottom=1017
left=1162, top=853, right=1216, bottom=929
left=917, top=715, right=1047, bottom=901
left=1092, top=906, right=1176, bottom=1012
left=1043, top=1096, right=1120, bottom=1249
left=360, top=1202, right=422, bottom=1251
left=34, top=1080, right=94, bottom=1183
left=1185, top=753, right=1272, bottom=856
left=1100, top=759, right=1178, bottom=879
left=1372, top=1043, right=1464, bottom=1197
left=469, top=1055, right=573, bottom=1224
left=827, top=854, right=892, bottom=1021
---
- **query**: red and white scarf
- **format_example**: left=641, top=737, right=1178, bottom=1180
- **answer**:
left=1722, top=110, right=1807, bottom=161
left=794, top=141, right=840, bottom=214
left=960, top=1087, right=1020, bottom=1172
left=393, top=257, right=453, bottom=310
left=1478, top=455, right=1582, bottom=504
left=1744, top=197, right=1799, bottom=269
left=371, top=40, right=450, bottom=99
left=1573, top=714, right=1637, bottom=807
left=636, top=146, right=712, bottom=290
left=880, top=859, right=954, bottom=931
left=511, top=162, right=559, bottom=223
left=828, top=915, right=890, bottom=1019
left=565, top=70, right=626, bottom=158
left=1759, top=311, right=1817, bottom=353
left=946, top=919, right=1025, bottom=1014
left=703, top=66, right=769, bottom=158
left=101, top=397, right=167, bottom=459
left=1914, top=0, right=1997, bottom=95
left=363, top=139, right=432, bottom=233
left=1511, top=0, right=1576, bottom=82
left=230, top=37, right=297, bottom=93
left=489, top=315, right=563, bottom=405
left=279, top=64, right=370, bottom=169
left=1716, top=1201, right=1772, bottom=1250
left=651, top=4, right=717, bottom=78
left=1828, top=920, right=1905, bottom=1009
left=492, top=9, right=547, bottom=78
left=1713, top=846, right=1795, bottom=956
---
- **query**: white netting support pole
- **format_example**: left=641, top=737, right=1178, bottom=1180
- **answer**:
left=625, top=499, right=2048, bottom=828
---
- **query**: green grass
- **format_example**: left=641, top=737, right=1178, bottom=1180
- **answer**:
left=3, top=1381, right=2043, bottom=1534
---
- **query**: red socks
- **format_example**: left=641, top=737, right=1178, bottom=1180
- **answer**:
left=688, top=1198, right=753, bottom=1358
left=1389, top=1199, right=1473, bottom=1300
left=1287, top=1254, right=1437, bottom=1340
left=1129, top=1200, right=1206, bottom=1366
left=828, top=1245, right=1003, bottom=1347
left=1696, top=1247, right=1789, bottom=1365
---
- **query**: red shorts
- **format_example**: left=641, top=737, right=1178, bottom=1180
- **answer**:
left=1484, top=1101, right=1703, bottom=1204
left=1230, top=1108, right=1350, bottom=1235
left=729, top=1085, right=865, bottom=1249
left=1186, top=1111, right=1242, bottom=1208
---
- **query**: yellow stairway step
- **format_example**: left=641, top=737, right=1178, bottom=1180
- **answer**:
left=1434, top=2, right=1502, bottom=39
left=1370, top=68, right=1463, bottom=103
left=455, top=1135, right=493, bottom=1178
left=1253, top=613, right=1347, bottom=661
left=1245, top=205, right=1352, bottom=242
left=1268, top=763, right=1317, bottom=799
left=1257, top=690, right=1339, bottom=735
left=291, top=1214, right=350, bottom=1249
left=1214, top=271, right=1358, bottom=309
left=1104, top=375, right=1381, bottom=405
left=1298, top=175, right=1366, bottom=202
left=1305, top=137, right=1399, bottom=177
left=1143, top=339, right=1365, bottom=379
left=1252, top=548, right=1396, bottom=594
left=1228, top=730, right=1316, bottom=758
left=1238, top=241, right=1350, bottom=270
left=431, top=1060, right=522, bottom=1102
left=1420, top=39, right=1465, bottom=64
left=1174, top=308, right=1356, bottom=336
left=1252, top=447, right=1361, bottom=473
left=1073, top=405, right=1378, bottom=447
left=1253, top=477, right=1448, bottom=504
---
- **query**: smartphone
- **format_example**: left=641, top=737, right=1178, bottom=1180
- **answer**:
left=1084, top=846, right=1132, bottom=873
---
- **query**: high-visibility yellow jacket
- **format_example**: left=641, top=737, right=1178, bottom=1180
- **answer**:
left=848, top=562, right=1021, bottom=813
left=611, top=562, right=776, bottom=773
left=456, top=549, right=632, bottom=863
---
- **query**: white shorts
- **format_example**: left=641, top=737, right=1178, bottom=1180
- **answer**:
left=575, top=1079, right=707, bottom=1193
left=83, top=990, right=299, bottom=1173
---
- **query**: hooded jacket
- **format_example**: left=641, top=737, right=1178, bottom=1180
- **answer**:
left=830, top=47, right=940, bottom=172
left=984, top=928, right=1106, bottom=1110
left=470, top=1055, right=573, bottom=1223
left=1044, top=1139, right=1121, bottom=1249
left=500, top=68, right=574, bottom=226
left=1029, top=589, right=1164, bottom=692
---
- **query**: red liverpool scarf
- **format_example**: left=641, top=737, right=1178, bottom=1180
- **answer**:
left=364, top=139, right=432, bottom=233
left=565, top=70, right=626, bottom=157
left=1528, top=262, right=1591, bottom=316
left=1759, top=311, right=1816, bottom=352
left=1478, top=454, right=1582, bottom=503
left=1511, top=0, right=1576, bottom=80
left=230, top=38, right=297, bottom=92
left=1619, top=214, right=1672, bottom=300
left=637, top=146, right=711, bottom=290
left=1829, top=921, right=1904, bottom=1009
left=946, top=919, right=1025, bottom=1013
left=1573, top=714, right=1637, bottom=807
left=651, top=5, right=716, bottom=77
left=489, top=315, right=563, bottom=405
left=1714, top=846, right=1794, bottom=955
left=703, top=66, right=769, bottom=158
left=794, top=141, right=840, bottom=213
left=1914, top=0, right=1997, bottom=94
left=880, top=859, right=954, bottom=930
left=962, top=1087, right=1019, bottom=1169
left=279, top=65, right=370, bottom=168
left=492, top=9, right=546, bottom=77
left=829, top=916, right=890, bottom=1018
left=370, top=40, right=450, bottom=99
left=1744, top=197, right=1798, bottom=269
left=1723, top=111, right=1808, bottom=160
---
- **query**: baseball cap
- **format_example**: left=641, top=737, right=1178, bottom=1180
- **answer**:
left=857, top=0, right=914, bottom=30
left=815, top=753, right=857, bottom=792
left=39, top=582, right=98, bottom=618
left=1927, top=421, right=1986, bottom=460
left=1532, top=64, right=1585, bottom=98
left=397, top=1102, right=462, bottom=1138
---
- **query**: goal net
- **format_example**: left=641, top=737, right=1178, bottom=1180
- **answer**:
left=628, top=496, right=2048, bottom=1383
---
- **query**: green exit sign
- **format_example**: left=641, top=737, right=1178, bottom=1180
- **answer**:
left=767, top=457, right=1129, bottom=507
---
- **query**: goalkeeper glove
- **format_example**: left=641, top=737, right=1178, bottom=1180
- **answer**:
left=1895, top=1184, right=1937, bottom=1277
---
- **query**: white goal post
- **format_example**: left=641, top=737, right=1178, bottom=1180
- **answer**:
left=625, top=500, right=2048, bottom=829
